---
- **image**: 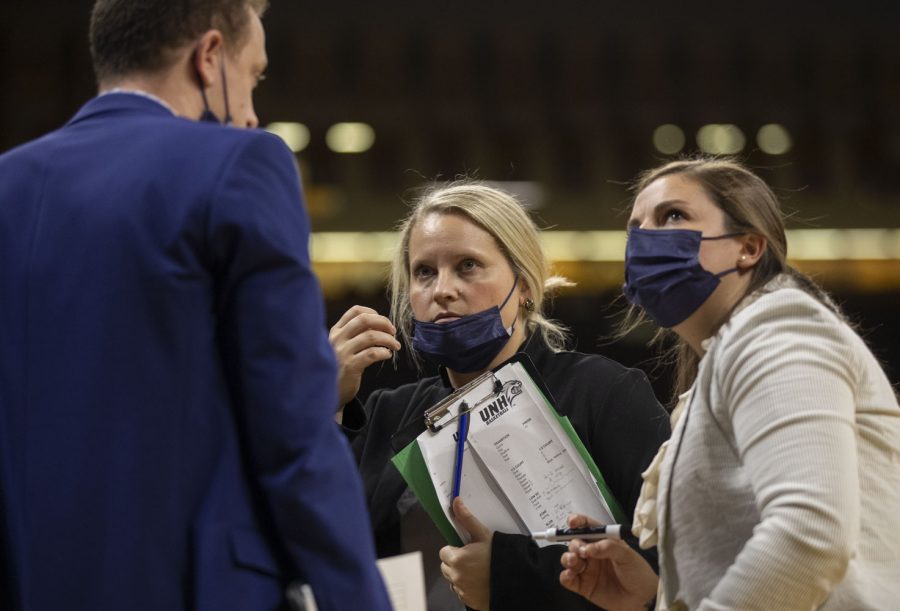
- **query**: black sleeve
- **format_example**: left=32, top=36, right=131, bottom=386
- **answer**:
left=590, top=367, right=670, bottom=572
left=340, top=386, right=415, bottom=462
left=594, top=367, right=670, bottom=514
left=339, top=397, right=368, bottom=462
left=490, top=533, right=601, bottom=611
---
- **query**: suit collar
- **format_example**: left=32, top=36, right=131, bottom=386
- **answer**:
left=67, top=92, right=178, bottom=126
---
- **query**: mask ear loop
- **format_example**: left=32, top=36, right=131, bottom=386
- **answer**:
left=194, top=46, right=218, bottom=123
left=700, top=231, right=745, bottom=241
left=198, top=94, right=218, bottom=123
left=714, top=267, right=740, bottom=278
left=219, top=60, right=232, bottom=125
left=194, top=46, right=231, bottom=125
left=499, top=275, right=520, bottom=335
left=701, top=232, right=748, bottom=277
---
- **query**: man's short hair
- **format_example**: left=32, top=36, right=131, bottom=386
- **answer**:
left=89, top=0, right=268, bottom=83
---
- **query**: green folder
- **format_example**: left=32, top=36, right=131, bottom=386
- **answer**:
left=390, top=354, right=626, bottom=546
left=392, top=436, right=465, bottom=546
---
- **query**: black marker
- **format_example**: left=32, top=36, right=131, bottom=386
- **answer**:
left=531, top=524, right=634, bottom=542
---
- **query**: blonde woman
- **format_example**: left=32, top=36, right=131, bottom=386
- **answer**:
left=332, top=183, right=670, bottom=610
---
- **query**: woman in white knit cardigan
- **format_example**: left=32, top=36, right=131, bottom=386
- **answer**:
left=559, top=158, right=900, bottom=610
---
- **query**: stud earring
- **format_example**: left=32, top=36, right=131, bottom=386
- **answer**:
left=522, top=298, right=535, bottom=312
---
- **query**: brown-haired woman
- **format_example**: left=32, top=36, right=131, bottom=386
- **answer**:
left=560, top=158, right=900, bottom=610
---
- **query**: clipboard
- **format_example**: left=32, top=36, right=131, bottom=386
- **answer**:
left=391, top=353, right=625, bottom=546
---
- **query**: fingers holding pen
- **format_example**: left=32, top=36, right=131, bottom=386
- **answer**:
left=560, top=536, right=659, bottom=609
left=566, top=512, right=601, bottom=529
left=331, top=307, right=401, bottom=358
left=329, top=305, right=402, bottom=406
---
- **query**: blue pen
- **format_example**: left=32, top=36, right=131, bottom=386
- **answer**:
left=451, top=410, right=470, bottom=499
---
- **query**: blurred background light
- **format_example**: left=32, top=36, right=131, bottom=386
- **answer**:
left=309, top=228, right=900, bottom=264
left=264, top=122, right=310, bottom=152
left=5, top=0, right=900, bottom=389
left=653, top=124, right=686, bottom=155
left=696, top=124, right=746, bottom=155
left=787, top=229, right=900, bottom=260
left=756, top=123, right=793, bottom=155
left=325, top=122, right=376, bottom=153
left=310, top=232, right=397, bottom=262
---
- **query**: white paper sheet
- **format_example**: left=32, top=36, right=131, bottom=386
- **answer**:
left=285, top=552, right=427, bottom=611
left=376, top=551, right=427, bottom=611
left=417, top=374, right=524, bottom=543
left=416, top=360, right=613, bottom=546
left=467, top=361, right=614, bottom=530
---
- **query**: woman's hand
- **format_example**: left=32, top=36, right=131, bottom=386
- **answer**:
left=328, top=305, right=401, bottom=410
left=559, top=514, right=658, bottom=611
left=439, top=497, right=494, bottom=610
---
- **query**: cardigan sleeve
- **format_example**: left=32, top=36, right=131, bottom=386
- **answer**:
left=700, top=290, right=859, bottom=609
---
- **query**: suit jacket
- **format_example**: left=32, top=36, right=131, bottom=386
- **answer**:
left=343, top=333, right=671, bottom=610
left=0, top=93, right=390, bottom=611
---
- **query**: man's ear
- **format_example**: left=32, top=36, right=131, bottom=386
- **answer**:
left=738, top=233, right=767, bottom=269
left=193, top=29, right=224, bottom=87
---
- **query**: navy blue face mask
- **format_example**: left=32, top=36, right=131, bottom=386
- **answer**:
left=412, top=277, right=519, bottom=373
left=623, top=227, right=742, bottom=328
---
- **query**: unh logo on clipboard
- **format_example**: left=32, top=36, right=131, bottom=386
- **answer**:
left=478, top=379, right=523, bottom=425
left=424, top=371, right=524, bottom=436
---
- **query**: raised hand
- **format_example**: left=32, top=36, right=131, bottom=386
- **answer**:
left=328, top=305, right=401, bottom=410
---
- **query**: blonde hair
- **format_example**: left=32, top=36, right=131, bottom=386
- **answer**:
left=390, top=181, right=573, bottom=365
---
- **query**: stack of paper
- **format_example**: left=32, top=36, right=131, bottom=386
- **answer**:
left=392, top=356, right=624, bottom=546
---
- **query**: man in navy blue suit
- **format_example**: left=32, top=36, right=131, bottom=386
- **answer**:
left=0, top=1, right=391, bottom=609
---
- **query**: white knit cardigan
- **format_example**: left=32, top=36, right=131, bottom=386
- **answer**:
left=648, top=277, right=900, bottom=610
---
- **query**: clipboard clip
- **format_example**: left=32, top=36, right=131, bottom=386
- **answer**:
left=424, top=370, right=504, bottom=433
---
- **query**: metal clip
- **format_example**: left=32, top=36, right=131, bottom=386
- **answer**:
left=424, top=371, right=504, bottom=433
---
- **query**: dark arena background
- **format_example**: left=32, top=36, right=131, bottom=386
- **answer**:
left=4, top=0, right=899, bottom=404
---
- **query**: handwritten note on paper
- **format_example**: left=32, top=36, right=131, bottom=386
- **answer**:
left=409, top=357, right=614, bottom=548
left=466, top=362, right=613, bottom=540
left=376, top=551, right=426, bottom=611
